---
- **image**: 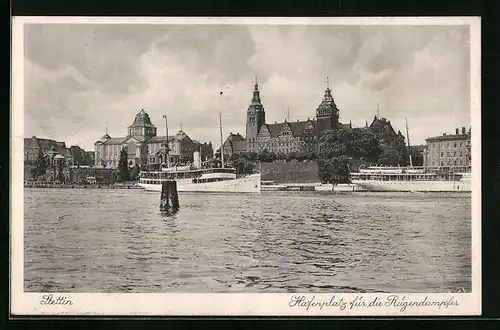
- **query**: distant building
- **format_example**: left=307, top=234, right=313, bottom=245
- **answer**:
left=94, top=109, right=198, bottom=168
left=24, top=136, right=76, bottom=167
left=222, top=133, right=247, bottom=156
left=368, top=116, right=402, bottom=141
left=242, top=77, right=350, bottom=155
left=423, top=127, right=471, bottom=168
left=193, top=140, right=214, bottom=161
left=24, top=136, right=67, bottom=163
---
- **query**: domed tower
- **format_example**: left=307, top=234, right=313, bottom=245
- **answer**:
left=245, top=77, right=266, bottom=152
left=315, top=77, right=340, bottom=133
left=128, top=109, right=157, bottom=141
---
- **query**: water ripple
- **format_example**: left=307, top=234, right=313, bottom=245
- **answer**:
left=24, top=189, right=471, bottom=293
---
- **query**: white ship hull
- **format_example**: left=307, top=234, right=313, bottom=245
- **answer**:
left=351, top=179, right=471, bottom=192
left=138, top=173, right=261, bottom=193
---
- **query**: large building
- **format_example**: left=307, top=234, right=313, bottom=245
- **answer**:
left=94, top=109, right=196, bottom=168
left=222, top=133, right=247, bottom=156
left=243, top=77, right=351, bottom=155
left=423, top=127, right=471, bottom=168
left=24, top=136, right=69, bottom=164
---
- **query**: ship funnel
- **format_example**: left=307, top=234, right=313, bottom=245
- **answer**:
left=193, top=151, right=201, bottom=169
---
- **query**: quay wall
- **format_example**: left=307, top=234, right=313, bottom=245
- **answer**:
left=24, top=183, right=141, bottom=189
left=260, top=161, right=320, bottom=184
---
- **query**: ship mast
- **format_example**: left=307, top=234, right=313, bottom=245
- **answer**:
left=405, top=116, right=413, bottom=167
left=163, top=115, right=170, bottom=168
left=219, top=112, right=224, bottom=168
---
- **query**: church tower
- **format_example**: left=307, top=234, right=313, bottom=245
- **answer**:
left=245, top=77, right=266, bottom=152
left=315, top=77, right=340, bottom=134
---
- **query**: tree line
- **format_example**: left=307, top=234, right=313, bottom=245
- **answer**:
left=317, top=127, right=408, bottom=184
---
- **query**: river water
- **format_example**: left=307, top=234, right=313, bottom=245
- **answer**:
left=23, top=188, right=471, bottom=293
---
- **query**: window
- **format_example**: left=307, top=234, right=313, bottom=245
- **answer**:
left=453, top=152, right=456, bottom=157
left=454, top=160, right=457, bottom=165
left=440, top=161, right=444, bottom=166
left=447, top=152, right=450, bottom=157
left=440, top=152, right=444, bottom=157
left=460, top=152, right=462, bottom=157
left=460, top=142, right=463, bottom=147
left=460, top=160, right=463, bottom=165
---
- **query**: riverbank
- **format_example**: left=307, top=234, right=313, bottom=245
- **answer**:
left=24, top=182, right=142, bottom=189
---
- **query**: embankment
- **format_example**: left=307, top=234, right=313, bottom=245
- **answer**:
left=260, top=161, right=320, bottom=184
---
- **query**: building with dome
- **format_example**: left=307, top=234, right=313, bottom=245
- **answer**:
left=94, top=109, right=196, bottom=169
left=243, top=77, right=351, bottom=155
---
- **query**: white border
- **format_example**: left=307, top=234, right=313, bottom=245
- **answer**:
left=10, top=16, right=481, bottom=316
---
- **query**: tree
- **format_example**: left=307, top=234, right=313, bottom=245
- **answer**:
left=377, top=143, right=403, bottom=166
left=129, top=164, right=141, bottom=181
left=258, top=149, right=273, bottom=163
left=317, top=155, right=350, bottom=184
left=117, top=148, right=130, bottom=182
left=30, top=150, right=47, bottom=180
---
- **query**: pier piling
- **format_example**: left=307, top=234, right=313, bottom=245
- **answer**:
left=160, top=181, right=179, bottom=211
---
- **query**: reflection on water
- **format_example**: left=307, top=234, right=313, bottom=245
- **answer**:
left=24, top=189, right=471, bottom=293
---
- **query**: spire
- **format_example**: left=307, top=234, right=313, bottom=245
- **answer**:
left=377, top=104, right=380, bottom=118
left=105, top=126, right=108, bottom=134
left=325, top=76, right=330, bottom=90
left=251, top=76, right=261, bottom=104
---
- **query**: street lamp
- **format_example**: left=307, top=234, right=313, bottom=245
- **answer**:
left=163, top=115, right=170, bottom=168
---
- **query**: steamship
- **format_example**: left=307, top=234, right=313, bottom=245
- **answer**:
left=350, top=166, right=471, bottom=192
left=349, top=120, right=471, bottom=192
left=138, top=112, right=260, bottom=193
left=138, top=151, right=261, bottom=193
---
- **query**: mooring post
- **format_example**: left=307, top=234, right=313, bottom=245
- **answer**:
left=170, top=181, right=179, bottom=209
left=160, top=180, right=179, bottom=211
left=160, top=181, right=170, bottom=210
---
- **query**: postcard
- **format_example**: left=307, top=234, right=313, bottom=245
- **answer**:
left=11, top=16, right=481, bottom=316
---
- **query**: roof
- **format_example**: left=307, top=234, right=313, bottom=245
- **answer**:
left=128, top=109, right=156, bottom=128
left=175, top=130, right=190, bottom=141
left=147, top=135, right=178, bottom=143
left=265, top=123, right=282, bottom=138
left=369, top=116, right=397, bottom=136
left=226, top=133, right=245, bottom=142
left=53, top=154, right=65, bottom=159
left=288, top=121, right=307, bottom=136
left=316, top=88, right=339, bottom=116
left=263, top=119, right=316, bottom=138
left=101, top=137, right=128, bottom=145
left=426, top=134, right=470, bottom=142
left=232, top=140, right=247, bottom=153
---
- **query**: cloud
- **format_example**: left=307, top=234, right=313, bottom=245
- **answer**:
left=22, top=23, right=471, bottom=150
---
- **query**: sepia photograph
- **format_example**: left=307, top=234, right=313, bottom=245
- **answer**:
left=11, top=17, right=481, bottom=316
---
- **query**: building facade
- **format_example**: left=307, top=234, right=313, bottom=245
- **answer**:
left=222, top=133, right=247, bottom=156
left=242, top=77, right=348, bottom=155
left=24, top=136, right=68, bottom=164
left=423, top=127, right=471, bottom=168
left=94, top=109, right=196, bottom=168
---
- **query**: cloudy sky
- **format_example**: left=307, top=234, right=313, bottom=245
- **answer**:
left=23, top=23, right=471, bottom=151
